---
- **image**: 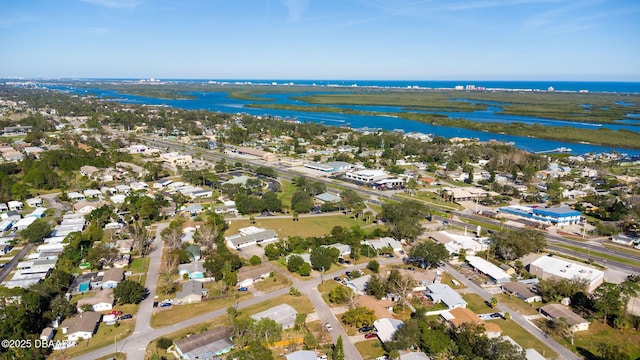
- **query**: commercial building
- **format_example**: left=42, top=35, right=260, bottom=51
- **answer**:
left=528, top=255, right=604, bottom=293
left=344, top=169, right=389, bottom=183
left=498, top=205, right=582, bottom=226
left=304, top=161, right=354, bottom=173
left=160, top=152, right=193, bottom=167
left=225, top=226, right=278, bottom=250
left=233, top=146, right=277, bottom=162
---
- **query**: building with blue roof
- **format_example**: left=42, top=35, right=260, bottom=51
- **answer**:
left=498, top=205, right=581, bottom=225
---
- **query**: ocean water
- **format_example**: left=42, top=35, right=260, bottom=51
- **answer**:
left=45, top=82, right=640, bottom=156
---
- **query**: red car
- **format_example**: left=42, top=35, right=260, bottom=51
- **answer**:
left=109, top=310, right=123, bottom=317
left=364, top=333, right=378, bottom=340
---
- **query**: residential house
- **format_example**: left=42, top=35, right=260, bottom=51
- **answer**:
left=346, top=274, right=372, bottom=295
left=174, top=327, right=234, bottom=360
left=425, top=283, right=467, bottom=309
left=286, top=350, right=318, bottom=360
left=539, top=304, right=590, bottom=332
left=76, top=289, right=115, bottom=312
left=225, top=226, right=278, bottom=249
left=101, top=268, right=124, bottom=289
left=26, top=198, right=43, bottom=207
left=175, top=280, right=207, bottom=305
left=442, top=307, right=502, bottom=339
left=59, top=312, right=102, bottom=341
left=40, top=327, right=55, bottom=341
left=7, top=201, right=22, bottom=211
left=250, top=304, right=298, bottom=329
left=237, top=265, right=271, bottom=288
left=373, top=318, right=404, bottom=343
left=501, top=282, right=542, bottom=303
left=178, top=262, right=206, bottom=280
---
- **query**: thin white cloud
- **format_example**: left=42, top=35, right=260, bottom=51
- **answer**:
left=280, top=0, right=309, bottom=22
left=79, top=0, right=142, bottom=8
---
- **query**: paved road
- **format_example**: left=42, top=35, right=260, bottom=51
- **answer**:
left=443, top=264, right=580, bottom=360
left=0, top=243, right=34, bottom=283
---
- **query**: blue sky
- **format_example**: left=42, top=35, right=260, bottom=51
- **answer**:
left=1, top=0, right=639, bottom=80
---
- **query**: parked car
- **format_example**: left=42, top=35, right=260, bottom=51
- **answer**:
left=345, top=271, right=352, bottom=278
left=333, top=277, right=341, bottom=282
left=359, top=326, right=374, bottom=333
left=324, top=322, right=333, bottom=332
left=338, top=258, right=345, bottom=264
left=120, top=314, right=133, bottom=320
left=108, top=310, right=123, bottom=316
left=364, top=333, right=378, bottom=339
left=159, top=302, right=172, bottom=308
left=238, top=287, right=249, bottom=291
left=344, top=260, right=352, bottom=265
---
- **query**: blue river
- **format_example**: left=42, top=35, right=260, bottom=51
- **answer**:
left=47, top=84, right=640, bottom=156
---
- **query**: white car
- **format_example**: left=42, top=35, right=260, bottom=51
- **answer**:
left=324, top=322, right=333, bottom=331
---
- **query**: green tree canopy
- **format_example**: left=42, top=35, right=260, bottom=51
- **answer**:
left=114, top=280, right=146, bottom=304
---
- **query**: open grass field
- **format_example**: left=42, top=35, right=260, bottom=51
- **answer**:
left=461, top=293, right=494, bottom=314
left=226, top=214, right=364, bottom=238
left=487, top=319, right=558, bottom=359
left=277, top=180, right=297, bottom=207
left=495, top=293, right=539, bottom=316
left=236, top=293, right=315, bottom=317
left=355, top=339, right=387, bottom=360
left=570, top=320, right=640, bottom=359
left=127, top=256, right=150, bottom=273
left=150, top=291, right=252, bottom=328
left=253, top=271, right=291, bottom=292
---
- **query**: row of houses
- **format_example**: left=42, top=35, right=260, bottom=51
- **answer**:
left=3, top=213, right=86, bottom=289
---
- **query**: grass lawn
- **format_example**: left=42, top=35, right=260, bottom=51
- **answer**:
left=571, top=320, right=640, bottom=359
left=239, top=293, right=315, bottom=317
left=277, top=180, right=297, bottom=206
left=355, top=339, right=387, bottom=360
left=253, top=271, right=291, bottom=292
left=495, top=294, right=539, bottom=316
left=146, top=315, right=226, bottom=359
left=127, top=256, right=150, bottom=273
left=461, top=293, right=494, bottom=314
left=441, top=272, right=465, bottom=289
left=227, top=215, right=363, bottom=238
left=150, top=292, right=252, bottom=328
left=488, top=319, right=557, bottom=359
left=96, top=353, right=127, bottom=360
left=602, top=243, right=640, bottom=256
left=49, top=321, right=135, bottom=359
left=550, top=244, right=633, bottom=267
left=317, top=280, right=342, bottom=306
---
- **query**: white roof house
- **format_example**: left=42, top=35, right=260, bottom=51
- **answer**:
left=83, top=189, right=102, bottom=198
left=250, top=304, right=298, bottom=329
left=67, top=192, right=86, bottom=201
left=26, top=198, right=43, bottom=207
left=429, top=231, right=488, bottom=256
left=7, top=201, right=23, bottom=211
left=373, top=318, right=404, bottom=343
left=425, top=283, right=467, bottom=309
left=225, top=227, right=278, bottom=249
left=363, top=237, right=403, bottom=252
left=346, top=274, right=372, bottom=295
left=14, top=216, right=37, bottom=231
left=466, top=256, right=511, bottom=283
left=528, top=255, right=604, bottom=293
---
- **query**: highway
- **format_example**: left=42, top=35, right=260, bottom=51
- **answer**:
left=142, top=135, right=640, bottom=274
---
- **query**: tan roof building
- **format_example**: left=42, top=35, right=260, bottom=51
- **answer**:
left=539, top=304, right=590, bottom=332
left=77, top=289, right=115, bottom=312
left=60, top=312, right=101, bottom=341
left=442, top=307, right=502, bottom=338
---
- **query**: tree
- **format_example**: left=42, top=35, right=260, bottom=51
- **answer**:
left=342, top=306, right=376, bottom=328
left=366, top=274, right=387, bottom=300
left=332, top=335, right=345, bottom=360
left=597, top=342, right=630, bottom=360
left=193, top=223, right=222, bottom=254
left=291, top=190, right=313, bottom=213
left=593, top=283, right=622, bottom=325
left=249, top=255, right=262, bottom=266
left=262, top=191, right=282, bottom=213
left=367, top=260, right=380, bottom=273
left=310, top=246, right=337, bottom=271
left=161, top=224, right=183, bottom=252
left=328, top=285, right=354, bottom=304
left=85, top=242, right=120, bottom=269
left=490, top=229, right=546, bottom=261
left=388, top=271, right=416, bottom=311
left=114, top=280, right=146, bottom=304
left=287, top=255, right=304, bottom=273
left=408, top=241, right=450, bottom=269
left=127, top=221, right=151, bottom=257
left=382, top=200, right=429, bottom=241
left=49, top=294, right=76, bottom=320
left=298, top=262, right=312, bottom=276
left=490, top=297, right=498, bottom=308
left=20, top=219, right=52, bottom=243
